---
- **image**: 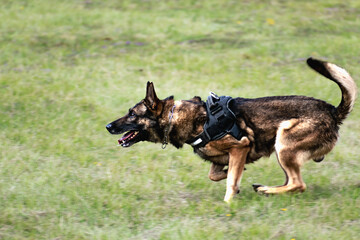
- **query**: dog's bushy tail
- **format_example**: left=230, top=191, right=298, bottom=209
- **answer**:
left=307, top=57, right=357, bottom=124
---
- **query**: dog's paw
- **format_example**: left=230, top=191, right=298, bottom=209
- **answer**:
left=252, top=184, right=271, bottom=196
left=252, top=183, right=265, bottom=192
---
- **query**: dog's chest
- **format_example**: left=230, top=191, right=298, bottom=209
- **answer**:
left=193, top=146, right=230, bottom=165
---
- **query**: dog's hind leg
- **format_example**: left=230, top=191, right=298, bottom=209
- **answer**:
left=208, top=163, right=228, bottom=181
left=254, top=119, right=309, bottom=194
left=224, top=146, right=250, bottom=202
left=255, top=149, right=307, bottom=194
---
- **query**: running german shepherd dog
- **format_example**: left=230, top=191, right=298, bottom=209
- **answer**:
left=106, top=58, right=357, bottom=202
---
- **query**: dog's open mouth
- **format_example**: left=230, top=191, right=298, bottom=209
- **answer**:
left=118, top=130, right=140, bottom=147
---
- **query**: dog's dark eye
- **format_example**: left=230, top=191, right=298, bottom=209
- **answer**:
left=129, top=111, right=136, bottom=118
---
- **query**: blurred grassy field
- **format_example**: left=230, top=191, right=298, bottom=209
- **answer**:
left=1, top=0, right=360, bottom=239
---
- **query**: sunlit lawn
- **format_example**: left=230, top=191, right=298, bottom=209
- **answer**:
left=0, top=0, right=359, bottom=239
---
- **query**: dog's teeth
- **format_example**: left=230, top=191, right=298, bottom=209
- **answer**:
left=117, top=131, right=139, bottom=148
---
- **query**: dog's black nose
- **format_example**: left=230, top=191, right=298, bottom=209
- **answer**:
left=106, top=123, right=113, bottom=130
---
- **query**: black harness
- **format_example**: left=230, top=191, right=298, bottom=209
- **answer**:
left=187, top=92, right=243, bottom=148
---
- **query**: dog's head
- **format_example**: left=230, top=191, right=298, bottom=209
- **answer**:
left=106, top=82, right=173, bottom=147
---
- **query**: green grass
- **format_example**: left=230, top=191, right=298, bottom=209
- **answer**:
left=1, top=0, right=360, bottom=239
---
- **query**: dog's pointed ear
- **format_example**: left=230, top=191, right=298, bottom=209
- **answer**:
left=144, top=81, right=160, bottom=110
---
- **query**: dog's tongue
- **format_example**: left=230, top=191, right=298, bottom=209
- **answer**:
left=118, top=131, right=135, bottom=145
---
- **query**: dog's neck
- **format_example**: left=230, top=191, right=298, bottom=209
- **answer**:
left=161, top=104, right=176, bottom=149
left=161, top=98, right=207, bottom=149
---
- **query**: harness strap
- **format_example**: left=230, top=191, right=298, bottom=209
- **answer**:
left=187, top=92, right=243, bottom=148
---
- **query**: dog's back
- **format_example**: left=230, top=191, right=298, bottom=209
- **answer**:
left=232, top=95, right=339, bottom=162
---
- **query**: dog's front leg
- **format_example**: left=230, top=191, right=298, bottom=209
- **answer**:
left=224, top=147, right=250, bottom=203
left=208, top=163, right=227, bottom=181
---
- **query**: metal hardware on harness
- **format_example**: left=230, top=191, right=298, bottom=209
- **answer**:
left=188, top=92, right=243, bottom=148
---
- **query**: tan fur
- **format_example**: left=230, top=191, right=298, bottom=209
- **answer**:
left=326, top=62, right=357, bottom=112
